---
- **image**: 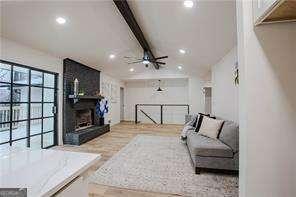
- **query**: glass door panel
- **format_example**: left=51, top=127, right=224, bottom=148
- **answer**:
left=13, top=66, right=29, bottom=85
left=43, top=88, right=54, bottom=102
left=0, top=63, right=11, bottom=82
left=12, top=104, right=28, bottom=121
left=31, top=70, right=43, bottom=86
left=0, top=83, right=10, bottom=102
left=43, top=117, right=54, bottom=132
left=43, top=132, right=54, bottom=148
left=30, top=103, right=42, bottom=119
left=0, top=104, right=10, bottom=123
left=12, top=120, right=28, bottom=140
left=0, top=60, right=58, bottom=149
left=30, top=135, right=41, bottom=149
left=13, top=85, right=29, bottom=102
left=12, top=139, right=27, bottom=148
left=31, top=87, right=42, bottom=102
left=43, top=103, right=54, bottom=117
left=0, top=126, right=10, bottom=143
left=30, top=119, right=42, bottom=135
left=44, top=73, right=55, bottom=88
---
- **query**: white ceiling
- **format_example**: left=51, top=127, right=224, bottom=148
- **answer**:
left=0, top=0, right=237, bottom=80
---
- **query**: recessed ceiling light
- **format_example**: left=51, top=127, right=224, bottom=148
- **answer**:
left=56, top=17, right=66, bottom=24
left=179, top=49, right=186, bottom=54
left=183, top=0, right=194, bottom=8
left=178, top=65, right=183, bottom=70
left=109, top=54, right=116, bottom=59
left=129, top=68, right=134, bottom=72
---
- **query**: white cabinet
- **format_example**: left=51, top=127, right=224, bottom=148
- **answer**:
left=253, top=0, right=280, bottom=25
left=55, top=176, right=88, bottom=197
left=253, top=0, right=296, bottom=25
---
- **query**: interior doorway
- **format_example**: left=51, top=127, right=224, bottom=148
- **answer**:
left=120, top=87, right=124, bottom=121
left=204, top=87, right=212, bottom=114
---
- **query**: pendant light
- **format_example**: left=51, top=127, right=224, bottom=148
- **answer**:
left=156, top=80, right=163, bottom=92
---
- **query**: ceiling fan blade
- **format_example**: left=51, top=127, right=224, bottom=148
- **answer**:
left=155, top=56, right=168, bottom=60
left=127, top=60, right=143, bottom=64
left=124, top=56, right=142, bottom=60
left=156, top=62, right=166, bottom=65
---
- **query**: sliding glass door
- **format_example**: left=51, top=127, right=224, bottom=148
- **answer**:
left=0, top=60, right=58, bottom=149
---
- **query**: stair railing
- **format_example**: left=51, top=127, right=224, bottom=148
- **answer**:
left=135, top=104, right=190, bottom=124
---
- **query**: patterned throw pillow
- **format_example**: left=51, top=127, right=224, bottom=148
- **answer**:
left=181, top=114, right=198, bottom=141
left=185, top=114, right=198, bottom=127
left=180, top=125, right=194, bottom=140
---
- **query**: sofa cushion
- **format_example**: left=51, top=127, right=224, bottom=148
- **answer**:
left=198, top=117, right=224, bottom=139
left=219, top=120, right=239, bottom=152
left=194, top=113, right=210, bottom=132
left=187, top=132, right=233, bottom=158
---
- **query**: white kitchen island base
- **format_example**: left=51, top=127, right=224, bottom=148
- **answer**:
left=0, top=147, right=100, bottom=197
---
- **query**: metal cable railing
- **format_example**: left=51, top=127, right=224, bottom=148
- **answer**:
left=135, top=104, right=190, bottom=124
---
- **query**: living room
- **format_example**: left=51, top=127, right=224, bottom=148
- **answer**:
left=0, top=1, right=295, bottom=197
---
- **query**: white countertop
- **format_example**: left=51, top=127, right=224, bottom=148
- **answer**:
left=0, top=146, right=100, bottom=197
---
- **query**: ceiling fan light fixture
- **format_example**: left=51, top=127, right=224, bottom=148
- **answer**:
left=142, top=60, right=150, bottom=64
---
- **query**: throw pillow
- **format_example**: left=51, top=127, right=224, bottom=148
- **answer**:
left=192, top=115, right=199, bottom=127
left=199, top=116, right=224, bottom=139
left=185, top=114, right=198, bottom=127
left=194, top=113, right=210, bottom=132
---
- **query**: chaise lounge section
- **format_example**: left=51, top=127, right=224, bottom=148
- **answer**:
left=185, top=115, right=239, bottom=174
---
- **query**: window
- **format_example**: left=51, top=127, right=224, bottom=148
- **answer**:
left=0, top=60, right=58, bottom=149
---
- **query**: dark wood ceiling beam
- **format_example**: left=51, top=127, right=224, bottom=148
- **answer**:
left=113, top=0, right=159, bottom=69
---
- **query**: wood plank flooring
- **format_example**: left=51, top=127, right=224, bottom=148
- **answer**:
left=54, top=122, right=183, bottom=197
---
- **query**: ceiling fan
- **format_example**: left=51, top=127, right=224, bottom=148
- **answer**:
left=125, top=50, right=168, bottom=68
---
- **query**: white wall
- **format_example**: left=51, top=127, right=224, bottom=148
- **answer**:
left=211, top=47, right=238, bottom=122
left=124, top=78, right=189, bottom=124
left=0, top=37, right=64, bottom=145
left=100, top=73, right=125, bottom=126
left=188, top=76, right=206, bottom=114
left=236, top=2, right=296, bottom=197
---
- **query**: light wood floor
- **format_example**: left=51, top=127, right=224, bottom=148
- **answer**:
left=54, top=121, right=184, bottom=197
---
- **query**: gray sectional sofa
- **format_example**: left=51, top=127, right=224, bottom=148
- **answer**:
left=185, top=115, right=239, bottom=174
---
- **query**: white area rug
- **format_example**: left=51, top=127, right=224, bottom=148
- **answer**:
left=89, top=135, right=238, bottom=197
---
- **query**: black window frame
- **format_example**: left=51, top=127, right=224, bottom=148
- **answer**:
left=0, top=59, right=58, bottom=149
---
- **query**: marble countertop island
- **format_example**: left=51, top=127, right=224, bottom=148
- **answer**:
left=0, top=147, right=100, bottom=197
